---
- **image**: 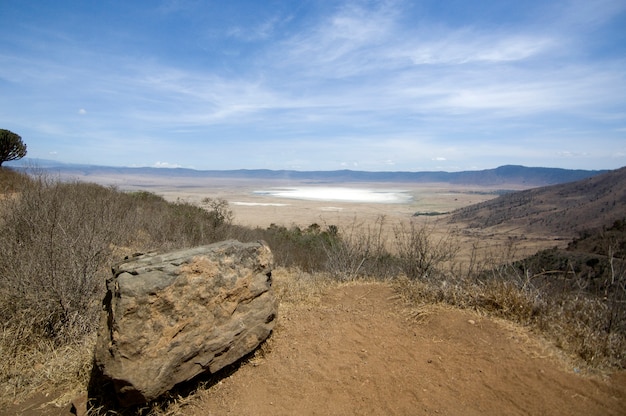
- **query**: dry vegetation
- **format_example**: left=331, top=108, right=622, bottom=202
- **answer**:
left=0, top=167, right=624, bottom=414
left=449, top=166, right=626, bottom=236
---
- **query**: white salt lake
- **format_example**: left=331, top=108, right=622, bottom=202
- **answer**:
left=253, top=187, right=413, bottom=204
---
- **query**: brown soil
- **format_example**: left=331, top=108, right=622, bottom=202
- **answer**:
left=188, top=281, right=625, bottom=416
left=5, top=280, right=626, bottom=415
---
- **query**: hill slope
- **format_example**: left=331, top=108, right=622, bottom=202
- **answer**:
left=447, top=166, right=626, bottom=237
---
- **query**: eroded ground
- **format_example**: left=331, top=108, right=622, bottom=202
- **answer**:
left=7, top=277, right=625, bottom=415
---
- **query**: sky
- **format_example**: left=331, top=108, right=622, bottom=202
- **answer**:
left=1, top=0, right=625, bottom=172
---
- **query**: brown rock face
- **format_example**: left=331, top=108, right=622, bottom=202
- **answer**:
left=94, top=240, right=277, bottom=406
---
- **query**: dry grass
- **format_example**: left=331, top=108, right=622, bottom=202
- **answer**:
left=0, top=328, right=94, bottom=407
left=272, top=267, right=336, bottom=306
left=0, top=167, right=29, bottom=194
left=393, top=265, right=626, bottom=371
left=0, top=168, right=624, bottom=414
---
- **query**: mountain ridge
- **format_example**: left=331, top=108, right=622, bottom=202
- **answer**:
left=8, top=159, right=607, bottom=187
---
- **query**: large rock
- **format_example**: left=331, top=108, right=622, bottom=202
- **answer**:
left=94, top=240, right=277, bottom=406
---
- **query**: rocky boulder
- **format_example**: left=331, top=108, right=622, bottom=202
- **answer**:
left=94, top=240, right=277, bottom=406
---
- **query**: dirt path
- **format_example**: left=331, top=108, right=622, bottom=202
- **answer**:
left=6, top=281, right=626, bottom=415
left=178, top=281, right=624, bottom=416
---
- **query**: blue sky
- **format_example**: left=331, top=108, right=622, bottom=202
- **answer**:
left=1, top=0, right=625, bottom=171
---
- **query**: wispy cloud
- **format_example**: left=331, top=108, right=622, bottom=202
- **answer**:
left=400, top=32, right=555, bottom=65
left=0, top=0, right=624, bottom=170
left=277, top=2, right=398, bottom=77
left=227, top=15, right=291, bottom=42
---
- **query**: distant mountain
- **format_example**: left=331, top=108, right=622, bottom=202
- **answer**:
left=8, top=159, right=606, bottom=187
left=447, top=166, right=626, bottom=237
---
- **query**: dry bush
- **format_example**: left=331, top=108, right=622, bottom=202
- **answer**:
left=324, top=216, right=395, bottom=281
left=393, top=220, right=459, bottom=280
left=0, top=167, right=29, bottom=193
left=0, top=173, right=241, bottom=408
left=537, top=293, right=625, bottom=368
left=231, top=217, right=395, bottom=279
left=0, top=175, right=135, bottom=343
left=124, top=191, right=234, bottom=252
left=394, top=233, right=626, bottom=370
left=510, top=239, right=626, bottom=369
left=0, top=173, right=137, bottom=406
left=271, top=267, right=336, bottom=306
left=227, top=217, right=395, bottom=280
left=232, top=223, right=333, bottom=272
left=0, top=177, right=238, bottom=346
left=0, top=328, right=95, bottom=406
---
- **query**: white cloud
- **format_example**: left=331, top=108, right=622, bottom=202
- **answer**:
left=275, top=3, right=557, bottom=83
left=78, top=108, right=87, bottom=115
left=557, top=151, right=590, bottom=158
left=153, top=161, right=182, bottom=168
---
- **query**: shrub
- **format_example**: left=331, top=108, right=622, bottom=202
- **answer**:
left=0, top=173, right=244, bottom=403
left=0, top=167, right=29, bottom=193
left=324, top=216, right=395, bottom=280
left=393, top=220, right=459, bottom=280
left=0, top=175, right=135, bottom=343
left=121, top=192, right=235, bottom=251
left=252, top=223, right=335, bottom=272
left=0, top=175, right=239, bottom=345
left=394, top=232, right=626, bottom=369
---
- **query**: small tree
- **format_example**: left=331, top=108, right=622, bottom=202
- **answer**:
left=0, top=129, right=27, bottom=166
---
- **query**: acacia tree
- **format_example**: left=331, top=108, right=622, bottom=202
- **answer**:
left=0, top=129, right=27, bottom=166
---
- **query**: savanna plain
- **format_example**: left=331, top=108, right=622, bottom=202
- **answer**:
left=1, top=169, right=624, bottom=415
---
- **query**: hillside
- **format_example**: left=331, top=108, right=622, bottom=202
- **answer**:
left=9, top=160, right=604, bottom=187
left=447, top=166, right=626, bottom=237
left=2, top=167, right=625, bottom=415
